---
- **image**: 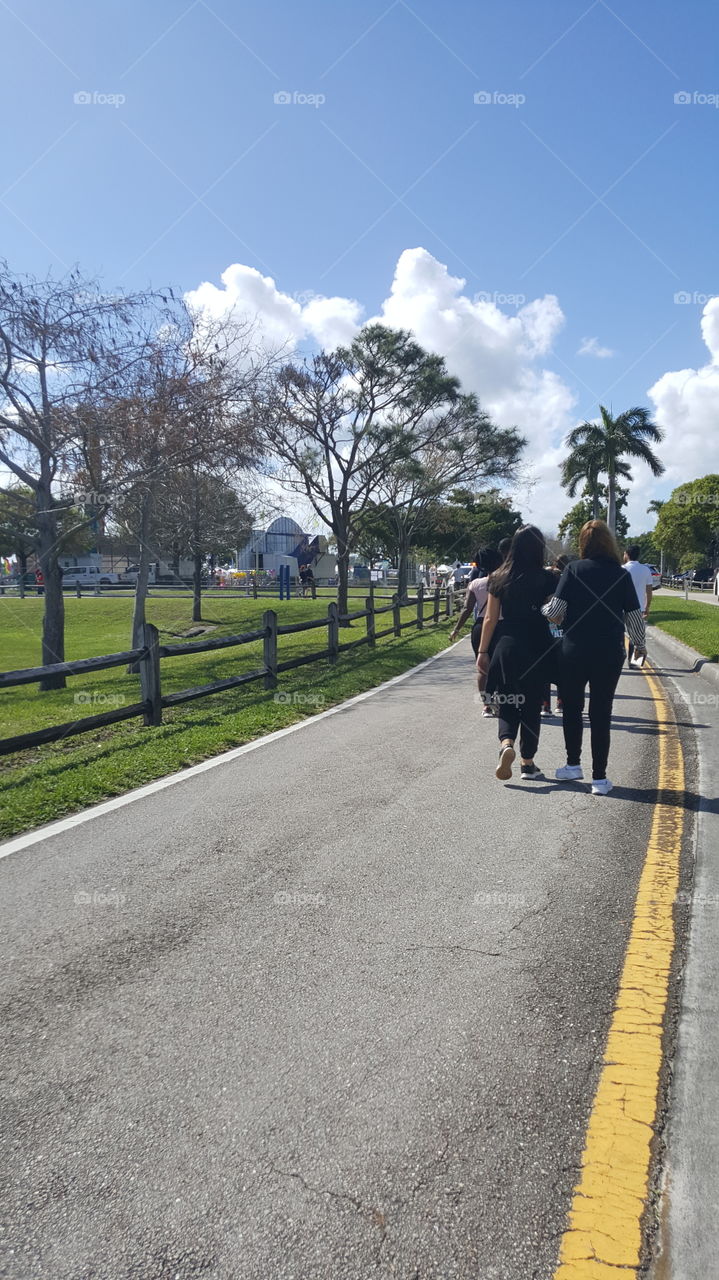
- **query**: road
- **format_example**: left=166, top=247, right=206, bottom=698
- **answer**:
left=655, top=585, right=718, bottom=606
left=0, top=637, right=696, bottom=1279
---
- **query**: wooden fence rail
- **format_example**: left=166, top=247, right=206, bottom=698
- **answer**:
left=0, top=588, right=461, bottom=756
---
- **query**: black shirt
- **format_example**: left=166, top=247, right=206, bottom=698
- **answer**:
left=554, top=557, right=640, bottom=649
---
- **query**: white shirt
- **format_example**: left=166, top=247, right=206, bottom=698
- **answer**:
left=623, top=560, right=653, bottom=612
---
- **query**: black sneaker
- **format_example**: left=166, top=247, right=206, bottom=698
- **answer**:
left=520, top=763, right=544, bottom=780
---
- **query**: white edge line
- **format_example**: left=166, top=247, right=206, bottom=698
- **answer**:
left=0, top=638, right=465, bottom=860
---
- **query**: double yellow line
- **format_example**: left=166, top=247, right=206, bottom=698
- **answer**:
left=554, top=665, right=686, bottom=1278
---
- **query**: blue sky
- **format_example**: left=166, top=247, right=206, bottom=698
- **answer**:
left=1, top=0, right=718, bottom=530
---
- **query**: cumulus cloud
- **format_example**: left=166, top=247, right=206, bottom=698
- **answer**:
left=645, top=297, right=719, bottom=525
left=186, top=248, right=578, bottom=531
left=577, top=336, right=614, bottom=358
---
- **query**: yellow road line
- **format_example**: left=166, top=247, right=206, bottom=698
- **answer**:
left=553, top=665, right=686, bottom=1278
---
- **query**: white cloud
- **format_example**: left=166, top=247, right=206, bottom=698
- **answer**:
left=577, top=336, right=614, bottom=358
left=642, top=296, right=719, bottom=529
left=186, top=248, right=578, bottom=532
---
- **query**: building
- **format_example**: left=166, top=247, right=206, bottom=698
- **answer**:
left=236, top=516, right=334, bottom=577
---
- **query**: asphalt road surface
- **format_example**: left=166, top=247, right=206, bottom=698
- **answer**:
left=0, top=639, right=690, bottom=1280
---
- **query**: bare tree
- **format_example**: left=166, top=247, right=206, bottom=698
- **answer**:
left=0, top=263, right=155, bottom=687
left=155, top=468, right=253, bottom=621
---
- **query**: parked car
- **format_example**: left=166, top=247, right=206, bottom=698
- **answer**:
left=60, top=565, right=119, bottom=586
left=648, top=565, right=661, bottom=588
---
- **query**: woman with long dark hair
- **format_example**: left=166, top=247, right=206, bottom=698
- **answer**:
left=543, top=520, right=646, bottom=795
left=477, top=526, right=557, bottom=781
left=450, top=547, right=504, bottom=717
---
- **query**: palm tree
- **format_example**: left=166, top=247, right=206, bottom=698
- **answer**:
left=646, top=499, right=665, bottom=517
left=565, top=406, right=664, bottom=534
left=561, top=443, right=630, bottom=520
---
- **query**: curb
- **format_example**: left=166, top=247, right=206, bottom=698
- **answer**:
left=647, top=624, right=719, bottom=691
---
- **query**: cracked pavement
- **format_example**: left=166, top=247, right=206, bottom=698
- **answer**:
left=0, top=639, right=683, bottom=1279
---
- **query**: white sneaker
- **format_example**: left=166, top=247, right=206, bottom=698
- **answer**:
left=591, top=778, right=613, bottom=795
left=555, top=764, right=584, bottom=781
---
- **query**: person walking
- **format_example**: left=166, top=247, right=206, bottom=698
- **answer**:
left=622, top=545, right=654, bottom=663
left=541, top=553, right=570, bottom=716
left=543, top=520, right=646, bottom=796
left=449, top=547, right=503, bottom=716
left=476, top=527, right=558, bottom=781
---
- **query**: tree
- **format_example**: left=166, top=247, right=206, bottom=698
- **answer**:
left=564, top=405, right=664, bottom=533
left=558, top=484, right=629, bottom=551
left=0, top=485, right=94, bottom=596
left=654, top=475, right=719, bottom=569
left=419, top=489, right=524, bottom=563
left=100, top=302, right=262, bottom=652
left=156, top=470, right=253, bottom=620
left=261, top=325, right=468, bottom=618
left=0, top=487, right=36, bottom=590
left=0, top=263, right=154, bottom=686
left=372, top=406, right=524, bottom=598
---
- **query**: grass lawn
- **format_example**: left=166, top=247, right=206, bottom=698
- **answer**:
left=650, top=596, right=719, bottom=662
left=0, top=592, right=455, bottom=839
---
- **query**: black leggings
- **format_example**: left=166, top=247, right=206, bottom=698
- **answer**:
left=497, top=680, right=544, bottom=761
left=559, top=648, right=625, bottom=780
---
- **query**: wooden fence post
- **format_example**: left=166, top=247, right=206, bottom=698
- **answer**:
left=263, top=609, right=277, bottom=689
left=416, top=582, right=424, bottom=630
left=76, top=583, right=81, bottom=598
left=444, top=586, right=451, bottom=618
left=140, top=622, right=162, bottom=726
left=253, top=574, right=258, bottom=600
left=433, top=586, right=440, bottom=623
left=447, top=584, right=454, bottom=617
left=365, top=596, right=376, bottom=648
left=311, top=578, right=317, bottom=600
left=327, top=601, right=339, bottom=664
left=392, top=592, right=401, bottom=637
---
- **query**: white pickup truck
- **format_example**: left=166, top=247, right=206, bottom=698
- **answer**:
left=60, top=565, right=120, bottom=586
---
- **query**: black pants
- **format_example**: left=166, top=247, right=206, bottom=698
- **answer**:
left=471, top=619, right=484, bottom=657
left=497, top=683, right=543, bottom=760
left=559, top=647, right=625, bottom=780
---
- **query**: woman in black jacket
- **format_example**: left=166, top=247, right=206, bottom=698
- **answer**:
left=543, top=520, right=646, bottom=795
left=477, top=526, right=557, bottom=782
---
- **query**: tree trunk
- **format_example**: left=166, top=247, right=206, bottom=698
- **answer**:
left=192, top=552, right=203, bottom=622
left=397, top=529, right=410, bottom=602
left=336, top=539, right=350, bottom=622
left=129, top=491, right=154, bottom=668
left=18, top=549, right=27, bottom=598
left=606, top=469, right=617, bottom=534
left=591, top=490, right=600, bottom=521
left=36, top=483, right=65, bottom=690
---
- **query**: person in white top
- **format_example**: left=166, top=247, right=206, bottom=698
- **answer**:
left=623, top=546, right=654, bottom=661
left=449, top=547, right=503, bottom=716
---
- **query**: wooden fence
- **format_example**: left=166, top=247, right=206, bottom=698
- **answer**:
left=0, top=586, right=460, bottom=756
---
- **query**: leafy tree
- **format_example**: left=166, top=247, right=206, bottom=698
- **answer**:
left=262, top=324, right=472, bottom=618
left=156, top=470, right=253, bottom=620
left=558, top=484, right=629, bottom=550
left=654, top=475, right=719, bottom=568
left=0, top=485, right=92, bottom=593
left=564, top=406, right=664, bottom=533
left=418, top=489, right=524, bottom=563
